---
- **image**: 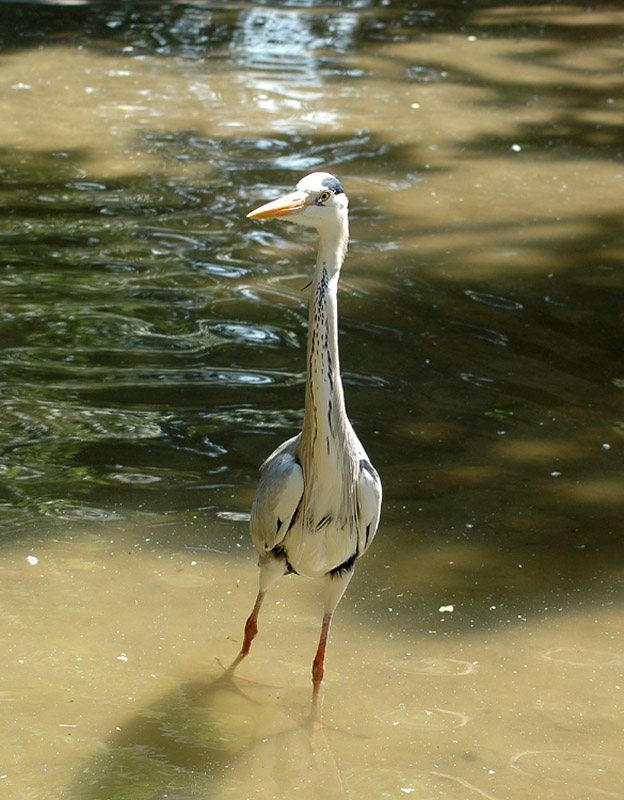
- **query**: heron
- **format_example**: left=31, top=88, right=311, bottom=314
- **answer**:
left=230, top=172, right=382, bottom=709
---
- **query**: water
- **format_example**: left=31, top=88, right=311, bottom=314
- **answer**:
left=1, top=1, right=623, bottom=798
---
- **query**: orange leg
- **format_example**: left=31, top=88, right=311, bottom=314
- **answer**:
left=312, top=611, right=333, bottom=697
left=310, top=611, right=334, bottom=725
left=228, top=590, right=266, bottom=673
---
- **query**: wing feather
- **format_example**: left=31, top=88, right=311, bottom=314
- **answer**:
left=356, top=458, right=382, bottom=555
left=250, top=435, right=304, bottom=555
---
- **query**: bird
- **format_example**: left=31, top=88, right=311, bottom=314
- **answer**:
left=229, top=172, right=382, bottom=711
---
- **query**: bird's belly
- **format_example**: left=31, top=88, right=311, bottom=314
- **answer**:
left=284, top=519, right=357, bottom=579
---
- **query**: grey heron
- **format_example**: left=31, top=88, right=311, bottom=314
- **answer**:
left=230, top=172, right=382, bottom=708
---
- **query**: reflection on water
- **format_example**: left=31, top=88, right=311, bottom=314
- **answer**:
left=1, top=1, right=624, bottom=799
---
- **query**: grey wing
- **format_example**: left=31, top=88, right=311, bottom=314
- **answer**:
left=250, top=434, right=304, bottom=555
left=356, top=457, right=382, bottom=555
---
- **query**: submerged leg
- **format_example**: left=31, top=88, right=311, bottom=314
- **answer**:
left=312, top=611, right=333, bottom=699
left=227, top=589, right=266, bottom=673
left=227, top=555, right=286, bottom=674
left=311, top=570, right=354, bottom=716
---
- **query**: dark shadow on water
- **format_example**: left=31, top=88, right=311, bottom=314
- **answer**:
left=63, top=670, right=350, bottom=800
left=64, top=674, right=256, bottom=799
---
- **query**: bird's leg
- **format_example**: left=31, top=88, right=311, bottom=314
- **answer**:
left=227, top=589, right=266, bottom=674
left=312, top=611, right=333, bottom=698
left=310, top=611, right=332, bottom=727
left=309, top=572, right=352, bottom=722
left=241, top=589, right=265, bottom=657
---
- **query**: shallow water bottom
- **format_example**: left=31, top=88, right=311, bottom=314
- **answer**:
left=2, top=527, right=622, bottom=799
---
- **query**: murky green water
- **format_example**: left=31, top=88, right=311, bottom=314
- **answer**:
left=1, top=2, right=623, bottom=798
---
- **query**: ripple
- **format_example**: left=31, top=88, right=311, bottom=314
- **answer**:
left=143, top=229, right=205, bottom=250
left=65, top=180, right=109, bottom=192
left=0, top=463, right=45, bottom=481
left=217, top=511, right=251, bottom=522
left=387, top=655, right=477, bottom=676
left=464, top=290, right=523, bottom=310
left=539, top=647, right=624, bottom=667
left=511, top=750, right=624, bottom=797
left=344, top=370, right=390, bottom=388
left=108, top=471, right=163, bottom=486
left=210, top=406, right=303, bottom=432
left=377, top=704, right=469, bottom=729
left=3, top=310, right=202, bottom=353
left=192, top=260, right=253, bottom=279
left=2, top=398, right=164, bottom=446
left=452, top=321, right=509, bottom=348
left=211, top=322, right=283, bottom=345
left=430, top=772, right=503, bottom=800
left=38, top=500, right=124, bottom=522
left=6, top=363, right=297, bottom=390
left=459, top=372, right=496, bottom=389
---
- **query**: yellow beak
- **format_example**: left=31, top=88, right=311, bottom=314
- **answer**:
left=247, top=190, right=309, bottom=220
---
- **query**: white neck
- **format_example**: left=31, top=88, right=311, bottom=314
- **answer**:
left=315, top=216, right=349, bottom=279
left=300, top=215, right=350, bottom=466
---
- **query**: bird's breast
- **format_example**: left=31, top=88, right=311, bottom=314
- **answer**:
left=282, top=513, right=358, bottom=579
left=280, top=455, right=359, bottom=578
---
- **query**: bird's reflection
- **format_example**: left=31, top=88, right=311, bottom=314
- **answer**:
left=66, top=668, right=350, bottom=799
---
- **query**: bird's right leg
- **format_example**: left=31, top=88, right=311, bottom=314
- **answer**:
left=225, top=555, right=285, bottom=677
left=227, top=589, right=266, bottom=674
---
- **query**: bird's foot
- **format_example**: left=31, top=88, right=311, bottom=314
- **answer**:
left=214, top=657, right=280, bottom=702
left=305, top=687, right=366, bottom=740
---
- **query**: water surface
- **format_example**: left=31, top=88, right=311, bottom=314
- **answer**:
left=1, top=2, right=623, bottom=798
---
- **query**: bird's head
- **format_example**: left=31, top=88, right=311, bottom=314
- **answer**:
left=247, top=172, right=349, bottom=232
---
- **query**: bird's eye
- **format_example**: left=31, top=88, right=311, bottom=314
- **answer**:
left=318, top=191, right=331, bottom=203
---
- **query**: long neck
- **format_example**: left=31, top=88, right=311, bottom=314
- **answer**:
left=300, top=218, right=350, bottom=465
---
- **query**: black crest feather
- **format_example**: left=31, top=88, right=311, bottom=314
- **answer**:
left=321, top=175, right=345, bottom=195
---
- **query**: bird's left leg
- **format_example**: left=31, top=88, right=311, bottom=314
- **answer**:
left=311, top=611, right=333, bottom=699
left=311, top=570, right=353, bottom=718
